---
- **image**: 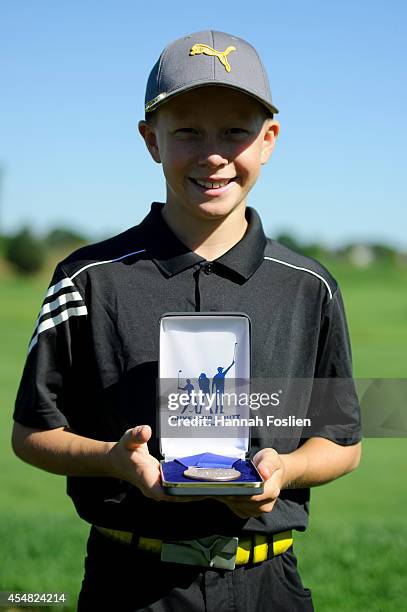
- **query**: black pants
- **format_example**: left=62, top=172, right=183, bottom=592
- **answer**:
left=77, top=526, right=314, bottom=611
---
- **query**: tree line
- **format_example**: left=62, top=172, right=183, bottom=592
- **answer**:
left=0, top=226, right=88, bottom=275
left=0, top=225, right=405, bottom=276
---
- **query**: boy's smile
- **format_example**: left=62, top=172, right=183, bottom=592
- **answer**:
left=139, top=86, right=279, bottom=222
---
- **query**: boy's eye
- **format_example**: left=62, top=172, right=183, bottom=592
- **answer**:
left=175, top=128, right=198, bottom=134
left=226, top=128, right=248, bottom=135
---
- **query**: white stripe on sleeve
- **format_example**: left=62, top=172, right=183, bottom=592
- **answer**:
left=28, top=305, right=88, bottom=354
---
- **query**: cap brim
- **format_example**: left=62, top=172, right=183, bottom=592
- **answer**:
left=145, top=81, right=278, bottom=115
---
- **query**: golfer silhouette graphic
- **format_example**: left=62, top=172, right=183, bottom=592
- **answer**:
left=178, top=378, right=194, bottom=414
left=197, top=373, right=210, bottom=414
left=211, top=359, right=235, bottom=414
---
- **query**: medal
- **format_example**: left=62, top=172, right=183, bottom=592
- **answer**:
left=183, top=467, right=241, bottom=481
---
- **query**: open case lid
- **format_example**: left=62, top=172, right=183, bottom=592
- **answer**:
left=159, top=312, right=251, bottom=461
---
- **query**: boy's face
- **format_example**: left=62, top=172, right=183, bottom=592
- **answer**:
left=139, top=86, right=279, bottom=221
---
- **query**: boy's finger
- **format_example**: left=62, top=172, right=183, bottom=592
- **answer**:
left=256, top=455, right=277, bottom=480
left=123, top=425, right=152, bottom=450
left=254, top=448, right=279, bottom=480
left=257, top=462, right=272, bottom=480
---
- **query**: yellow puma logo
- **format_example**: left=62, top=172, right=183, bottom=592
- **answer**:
left=189, top=44, right=237, bottom=72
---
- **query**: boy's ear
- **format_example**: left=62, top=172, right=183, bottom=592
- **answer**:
left=260, top=120, right=280, bottom=165
left=138, top=120, right=161, bottom=164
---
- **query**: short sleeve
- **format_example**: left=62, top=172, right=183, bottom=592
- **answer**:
left=13, top=264, right=88, bottom=430
left=307, top=286, right=362, bottom=446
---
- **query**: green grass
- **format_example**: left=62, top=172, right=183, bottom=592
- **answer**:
left=1, top=262, right=406, bottom=611
left=319, top=258, right=407, bottom=378
left=295, top=520, right=407, bottom=611
left=0, top=513, right=88, bottom=610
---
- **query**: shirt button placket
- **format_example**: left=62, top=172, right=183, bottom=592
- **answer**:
left=199, top=262, right=214, bottom=311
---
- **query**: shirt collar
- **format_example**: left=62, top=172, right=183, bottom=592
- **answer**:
left=140, top=202, right=267, bottom=282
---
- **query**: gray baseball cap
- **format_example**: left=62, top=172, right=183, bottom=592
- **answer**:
left=144, top=30, right=278, bottom=116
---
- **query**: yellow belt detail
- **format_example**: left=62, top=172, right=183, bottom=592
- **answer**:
left=235, top=537, right=251, bottom=565
left=138, top=536, right=163, bottom=553
left=95, top=526, right=293, bottom=565
left=98, top=527, right=132, bottom=545
left=253, top=534, right=269, bottom=563
left=273, top=530, right=294, bottom=557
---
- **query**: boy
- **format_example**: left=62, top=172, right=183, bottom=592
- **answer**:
left=12, top=30, right=362, bottom=611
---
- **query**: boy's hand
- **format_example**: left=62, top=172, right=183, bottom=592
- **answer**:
left=108, top=425, right=205, bottom=503
left=217, top=448, right=286, bottom=519
left=108, top=425, right=162, bottom=499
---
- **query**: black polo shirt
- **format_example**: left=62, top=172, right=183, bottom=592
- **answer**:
left=14, top=202, right=361, bottom=540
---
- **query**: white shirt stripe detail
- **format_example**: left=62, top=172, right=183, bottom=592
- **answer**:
left=70, top=249, right=146, bottom=280
left=263, top=256, right=333, bottom=300
left=38, top=291, right=84, bottom=318
left=28, top=248, right=146, bottom=354
left=45, top=277, right=75, bottom=298
left=28, top=306, right=88, bottom=354
left=32, top=291, right=84, bottom=333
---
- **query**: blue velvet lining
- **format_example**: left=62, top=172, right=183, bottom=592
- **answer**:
left=162, top=457, right=261, bottom=484
left=176, top=452, right=237, bottom=469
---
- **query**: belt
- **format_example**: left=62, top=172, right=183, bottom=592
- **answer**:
left=94, top=525, right=293, bottom=571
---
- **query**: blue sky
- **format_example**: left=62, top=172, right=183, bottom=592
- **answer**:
left=1, top=0, right=406, bottom=248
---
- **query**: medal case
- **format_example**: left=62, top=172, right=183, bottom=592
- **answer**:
left=158, top=312, right=264, bottom=496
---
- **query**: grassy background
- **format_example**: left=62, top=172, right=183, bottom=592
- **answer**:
left=1, top=259, right=406, bottom=610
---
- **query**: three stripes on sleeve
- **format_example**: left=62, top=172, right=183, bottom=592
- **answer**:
left=28, top=276, right=87, bottom=354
